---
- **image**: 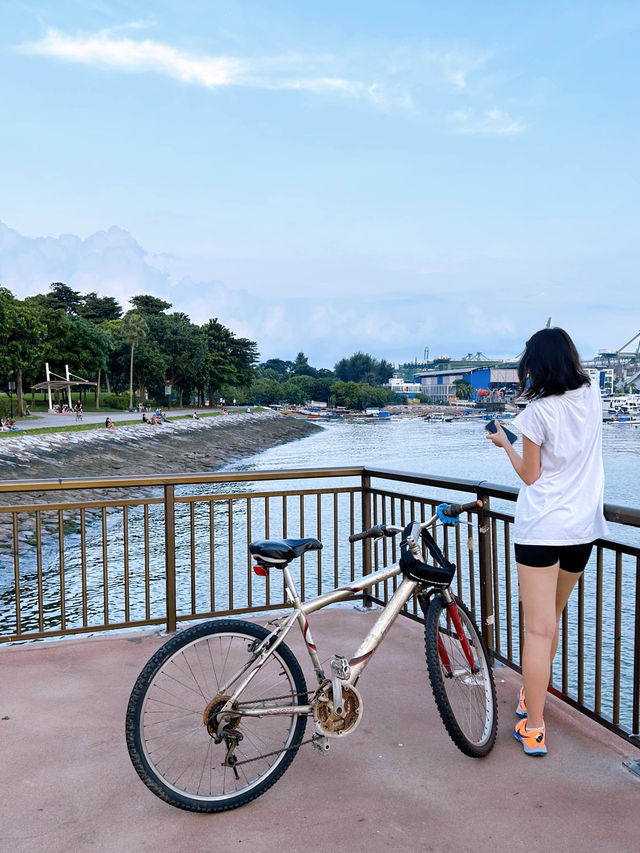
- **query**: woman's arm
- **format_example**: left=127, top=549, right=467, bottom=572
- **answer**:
left=486, top=423, right=541, bottom=485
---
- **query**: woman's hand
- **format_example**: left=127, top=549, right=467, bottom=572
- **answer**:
left=485, top=420, right=512, bottom=449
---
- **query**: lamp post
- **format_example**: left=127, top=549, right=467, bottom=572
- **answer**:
left=8, top=376, right=16, bottom=420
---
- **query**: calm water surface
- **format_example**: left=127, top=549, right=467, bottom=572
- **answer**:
left=229, top=416, right=640, bottom=527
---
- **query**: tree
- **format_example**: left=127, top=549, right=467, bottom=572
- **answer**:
left=334, top=352, right=394, bottom=385
left=130, top=294, right=171, bottom=315
left=121, top=311, right=148, bottom=410
left=200, top=319, right=258, bottom=404
left=0, top=288, right=47, bottom=415
left=292, top=352, right=317, bottom=377
left=259, top=358, right=294, bottom=376
left=45, top=282, right=83, bottom=315
left=453, top=379, right=474, bottom=400
left=78, top=292, right=122, bottom=323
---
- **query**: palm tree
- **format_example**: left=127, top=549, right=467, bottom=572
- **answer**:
left=121, top=311, right=148, bottom=411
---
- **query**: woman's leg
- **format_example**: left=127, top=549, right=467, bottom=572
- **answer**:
left=517, top=561, right=560, bottom=729
left=550, top=569, right=583, bottom=662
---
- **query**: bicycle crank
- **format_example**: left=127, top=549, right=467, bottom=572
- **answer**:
left=313, top=682, right=362, bottom=737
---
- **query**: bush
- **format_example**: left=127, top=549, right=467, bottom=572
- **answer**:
left=100, top=394, right=130, bottom=411
left=0, top=398, right=12, bottom=418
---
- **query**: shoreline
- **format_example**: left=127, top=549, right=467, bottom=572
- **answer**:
left=0, top=411, right=322, bottom=486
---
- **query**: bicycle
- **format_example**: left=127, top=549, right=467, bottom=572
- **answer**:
left=126, top=499, right=497, bottom=812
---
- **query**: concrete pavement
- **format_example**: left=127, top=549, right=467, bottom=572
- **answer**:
left=0, top=608, right=638, bottom=853
left=10, top=407, right=228, bottom=432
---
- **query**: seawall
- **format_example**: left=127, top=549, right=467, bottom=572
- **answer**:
left=0, top=411, right=322, bottom=483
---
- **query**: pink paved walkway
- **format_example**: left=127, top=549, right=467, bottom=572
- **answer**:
left=0, top=609, right=637, bottom=853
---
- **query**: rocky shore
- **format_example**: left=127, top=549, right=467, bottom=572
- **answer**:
left=0, top=412, right=322, bottom=552
left=0, top=411, right=321, bottom=491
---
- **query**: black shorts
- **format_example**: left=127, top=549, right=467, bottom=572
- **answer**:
left=514, top=542, right=594, bottom=574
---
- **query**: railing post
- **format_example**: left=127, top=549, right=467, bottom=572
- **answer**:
left=164, top=484, right=177, bottom=633
left=361, top=471, right=373, bottom=607
left=477, top=490, right=495, bottom=657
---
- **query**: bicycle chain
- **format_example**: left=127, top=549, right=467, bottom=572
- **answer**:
left=232, top=734, right=321, bottom=766
left=224, top=688, right=323, bottom=767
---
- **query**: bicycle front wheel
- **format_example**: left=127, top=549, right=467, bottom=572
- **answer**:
left=126, top=619, right=308, bottom=812
left=425, top=594, right=497, bottom=757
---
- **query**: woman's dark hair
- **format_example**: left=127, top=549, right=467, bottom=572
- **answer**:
left=518, top=327, right=590, bottom=400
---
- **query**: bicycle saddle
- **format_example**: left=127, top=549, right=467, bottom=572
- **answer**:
left=249, top=538, right=322, bottom=565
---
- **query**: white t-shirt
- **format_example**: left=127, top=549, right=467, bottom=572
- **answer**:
left=511, top=381, right=609, bottom=545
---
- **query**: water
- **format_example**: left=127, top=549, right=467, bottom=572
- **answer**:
left=2, top=415, right=638, bottom=732
left=229, top=416, right=640, bottom=532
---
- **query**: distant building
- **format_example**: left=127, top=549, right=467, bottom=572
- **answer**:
left=413, top=368, right=469, bottom=402
left=414, top=365, right=519, bottom=403
left=585, top=368, right=614, bottom=394
left=386, top=374, right=423, bottom=397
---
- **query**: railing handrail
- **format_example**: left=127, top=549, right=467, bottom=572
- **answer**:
left=0, top=466, right=367, bottom=493
left=2, top=463, right=639, bottom=527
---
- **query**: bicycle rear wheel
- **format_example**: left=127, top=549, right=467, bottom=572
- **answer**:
left=126, top=619, right=308, bottom=812
left=425, top=594, right=497, bottom=757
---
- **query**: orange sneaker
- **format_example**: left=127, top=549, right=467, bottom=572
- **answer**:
left=514, top=718, right=547, bottom=756
left=516, top=686, right=527, bottom=718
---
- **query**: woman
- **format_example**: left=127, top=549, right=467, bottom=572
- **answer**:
left=487, top=327, right=608, bottom=756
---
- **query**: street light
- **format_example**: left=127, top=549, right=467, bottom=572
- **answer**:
left=7, top=376, right=16, bottom=420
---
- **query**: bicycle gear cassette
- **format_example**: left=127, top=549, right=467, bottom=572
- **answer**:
left=203, top=695, right=240, bottom=737
left=313, top=683, right=362, bottom=737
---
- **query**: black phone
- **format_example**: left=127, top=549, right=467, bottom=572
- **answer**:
left=485, top=419, right=518, bottom=444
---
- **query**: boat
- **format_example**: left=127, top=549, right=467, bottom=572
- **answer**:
left=605, top=415, right=640, bottom=425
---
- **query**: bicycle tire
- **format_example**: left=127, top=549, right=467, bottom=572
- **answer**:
left=425, top=594, right=497, bottom=757
left=126, top=619, right=308, bottom=812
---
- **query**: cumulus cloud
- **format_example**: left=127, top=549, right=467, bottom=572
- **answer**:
left=0, top=220, right=627, bottom=365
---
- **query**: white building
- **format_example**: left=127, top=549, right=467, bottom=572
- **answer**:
left=386, top=375, right=423, bottom=395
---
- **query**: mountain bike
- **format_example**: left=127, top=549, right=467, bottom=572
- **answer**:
left=126, top=500, right=497, bottom=812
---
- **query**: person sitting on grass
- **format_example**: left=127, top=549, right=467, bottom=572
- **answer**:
left=105, top=417, right=116, bottom=430
left=192, top=411, right=200, bottom=419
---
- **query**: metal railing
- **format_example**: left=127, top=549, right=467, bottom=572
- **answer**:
left=0, top=466, right=638, bottom=750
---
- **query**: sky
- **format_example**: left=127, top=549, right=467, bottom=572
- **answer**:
left=1, top=1, right=639, bottom=367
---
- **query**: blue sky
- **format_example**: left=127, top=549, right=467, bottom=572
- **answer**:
left=1, top=1, right=638, bottom=366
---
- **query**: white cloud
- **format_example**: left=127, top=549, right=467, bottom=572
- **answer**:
left=447, top=108, right=526, bottom=135
left=16, top=28, right=523, bottom=122
left=18, top=28, right=387, bottom=105
left=1, top=220, right=626, bottom=365
left=20, top=28, right=246, bottom=88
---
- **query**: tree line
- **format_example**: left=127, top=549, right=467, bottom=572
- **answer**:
left=0, top=283, right=397, bottom=415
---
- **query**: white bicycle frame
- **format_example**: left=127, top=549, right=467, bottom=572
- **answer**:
left=219, top=515, right=456, bottom=719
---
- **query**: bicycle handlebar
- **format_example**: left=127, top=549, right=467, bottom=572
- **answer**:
left=349, top=500, right=482, bottom=542
left=348, top=525, right=398, bottom=543
left=439, top=500, right=483, bottom=518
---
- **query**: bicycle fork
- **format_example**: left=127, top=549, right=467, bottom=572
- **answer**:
left=421, top=589, right=478, bottom=675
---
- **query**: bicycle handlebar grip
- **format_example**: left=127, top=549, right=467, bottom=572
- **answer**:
left=349, top=525, right=385, bottom=543
left=441, top=500, right=482, bottom=518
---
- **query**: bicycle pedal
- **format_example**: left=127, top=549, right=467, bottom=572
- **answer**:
left=312, top=735, right=331, bottom=754
left=330, top=654, right=350, bottom=680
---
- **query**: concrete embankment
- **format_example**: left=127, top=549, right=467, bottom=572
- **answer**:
left=0, top=411, right=321, bottom=485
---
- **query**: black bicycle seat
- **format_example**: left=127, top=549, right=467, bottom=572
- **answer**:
left=249, top=538, right=322, bottom=565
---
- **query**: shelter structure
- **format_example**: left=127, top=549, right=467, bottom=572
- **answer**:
left=31, top=363, right=97, bottom=413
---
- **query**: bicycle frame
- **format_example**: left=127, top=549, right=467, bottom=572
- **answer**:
left=221, top=561, right=427, bottom=719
